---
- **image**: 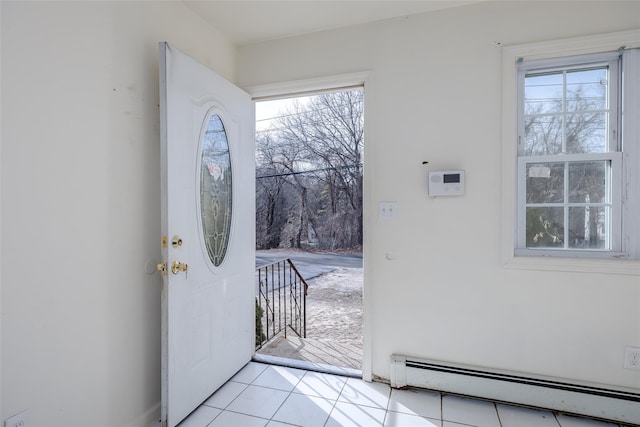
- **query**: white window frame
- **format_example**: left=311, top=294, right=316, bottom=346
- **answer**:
left=516, top=52, right=622, bottom=258
left=501, top=30, right=640, bottom=275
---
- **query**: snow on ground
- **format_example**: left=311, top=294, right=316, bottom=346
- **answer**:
left=305, top=267, right=363, bottom=344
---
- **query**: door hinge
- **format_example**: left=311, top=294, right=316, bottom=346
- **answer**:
left=162, top=235, right=167, bottom=249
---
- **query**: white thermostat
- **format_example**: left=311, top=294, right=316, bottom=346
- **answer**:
left=428, top=170, right=465, bottom=196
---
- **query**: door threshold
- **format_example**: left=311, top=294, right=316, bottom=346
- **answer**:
left=252, top=353, right=362, bottom=379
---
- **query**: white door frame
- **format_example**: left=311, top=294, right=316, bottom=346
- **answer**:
left=245, top=71, right=373, bottom=381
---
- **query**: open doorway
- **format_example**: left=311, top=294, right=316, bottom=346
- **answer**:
left=253, top=88, right=364, bottom=373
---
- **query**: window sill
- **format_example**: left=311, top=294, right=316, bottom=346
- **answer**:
left=503, top=253, right=640, bottom=276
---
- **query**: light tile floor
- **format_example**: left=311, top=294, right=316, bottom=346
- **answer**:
left=177, top=362, right=628, bottom=427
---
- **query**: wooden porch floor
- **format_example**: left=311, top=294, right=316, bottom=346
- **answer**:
left=255, top=332, right=362, bottom=372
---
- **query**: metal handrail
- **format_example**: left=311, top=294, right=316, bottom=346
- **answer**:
left=255, top=258, right=308, bottom=350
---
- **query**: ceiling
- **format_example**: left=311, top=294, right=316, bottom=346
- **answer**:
left=182, top=1, right=481, bottom=46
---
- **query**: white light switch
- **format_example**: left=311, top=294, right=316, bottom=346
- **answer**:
left=379, top=202, right=397, bottom=220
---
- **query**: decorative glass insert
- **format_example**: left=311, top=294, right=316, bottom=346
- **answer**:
left=200, top=114, right=232, bottom=266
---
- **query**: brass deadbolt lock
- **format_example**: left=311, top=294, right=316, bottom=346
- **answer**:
left=171, top=236, right=183, bottom=248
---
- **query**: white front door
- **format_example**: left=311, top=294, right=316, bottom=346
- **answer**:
left=158, top=42, right=255, bottom=427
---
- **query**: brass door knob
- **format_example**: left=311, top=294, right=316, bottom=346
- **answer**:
left=156, top=262, right=167, bottom=276
left=171, top=261, right=188, bottom=275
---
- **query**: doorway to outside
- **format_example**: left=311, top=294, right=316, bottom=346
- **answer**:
left=253, top=88, right=364, bottom=373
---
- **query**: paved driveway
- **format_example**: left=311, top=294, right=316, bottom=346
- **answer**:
left=255, top=250, right=362, bottom=281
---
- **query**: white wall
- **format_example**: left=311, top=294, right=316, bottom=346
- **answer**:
left=0, top=2, right=235, bottom=426
left=238, top=1, right=640, bottom=390
left=2, top=2, right=639, bottom=426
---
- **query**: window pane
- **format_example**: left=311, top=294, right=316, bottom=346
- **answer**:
left=566, top=68, right=607, bottom=111
left=525, top=73, right=563, bottom=115
left=526, top=206, right=564, bottom=247
left=566, top=112, right=607, bottom=153
left=565, top=68, right=608, bottom=154
left=568, top=206, right=607, bottom=249
left=526, top=163, right=564, bottom=203
left=524, top=115, right=563, bottom=155
left=568, top=161, right=606, bottom=203
left=524, top=66, right=609, bottom=155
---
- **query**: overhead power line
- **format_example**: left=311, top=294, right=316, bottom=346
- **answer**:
left=256, top=163, right=362, bottom=180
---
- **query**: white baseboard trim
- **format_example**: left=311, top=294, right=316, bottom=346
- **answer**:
left=391, top=354, right=640, bottom=425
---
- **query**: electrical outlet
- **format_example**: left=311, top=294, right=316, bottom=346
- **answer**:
left=4, top=410, right=28, bottom=427
left=623, top=346, right=640, bottom=370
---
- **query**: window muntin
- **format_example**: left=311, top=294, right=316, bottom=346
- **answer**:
left=523, top=66, right=612, bottom=155
left=517, top=53, right=621, bottom=256
left=521, top=157, right=613, bottom=250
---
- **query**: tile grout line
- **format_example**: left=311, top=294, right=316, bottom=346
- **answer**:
left=205, top=363, right=270, bottom=426
left=202, top=380, right=249, bottom=410
left=381, top=381, right=393, bottom=427
left=200, top=379, right=252, bottom=426
left=207, top=408, right=273, bottom=426
left=227, top=363, right=289, bottom=426
left=265, top=368, right=306, bottom=426
left=322, top=373, right=351, bottom=427
left=494, top=402, right=503, bottom=427
left=202, top=364, right=630, bottom=427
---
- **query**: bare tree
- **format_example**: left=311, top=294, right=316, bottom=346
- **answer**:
left=256, top=89, right=364, bottom=250
left=255, top=133, right=299, bottom=249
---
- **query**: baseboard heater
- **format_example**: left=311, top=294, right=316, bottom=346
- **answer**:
left=390, top=355, right=640, bottom=425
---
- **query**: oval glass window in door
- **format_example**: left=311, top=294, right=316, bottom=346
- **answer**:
left=200, top=114, right=232, bottom=267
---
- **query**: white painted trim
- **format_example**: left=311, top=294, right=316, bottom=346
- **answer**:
left=361, top=72, right=374, bottom=383
left=0, top=3, right=4, bottom=422
left=622, top=48, right=640, bottom=260
left=158, top=42, right=169, bottom=426
left=502, top=29, right=640, bottom=62
left=501, top=29, right=640, bottom=275
left=244, top=71, right=370, bottom=100
left=242, top=71, right=374, bottom=382
left=0, top=1, right=3, bottom=422
left=504, top=255, right=640, bottom=275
